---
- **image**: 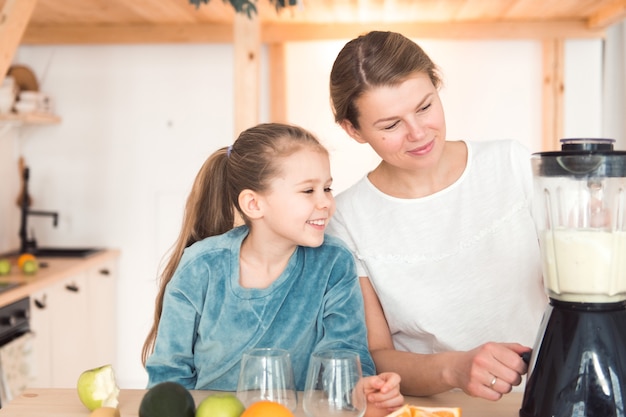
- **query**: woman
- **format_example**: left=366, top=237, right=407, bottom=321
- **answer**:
left=326, top=31, right=547, bottom=401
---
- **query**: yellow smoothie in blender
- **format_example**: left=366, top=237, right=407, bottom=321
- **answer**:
left=541, top=229, right=626, bottom=302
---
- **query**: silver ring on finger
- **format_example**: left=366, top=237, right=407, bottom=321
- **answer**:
left=490, top=376, right=497, bottom=387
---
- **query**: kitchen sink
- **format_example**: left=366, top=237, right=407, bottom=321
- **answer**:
left=0, top=247, right=103, bottom=259
left=31, top=247, right=102, bottom=258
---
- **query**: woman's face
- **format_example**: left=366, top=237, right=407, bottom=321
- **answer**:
left=343, top=72, right=447, bottom=171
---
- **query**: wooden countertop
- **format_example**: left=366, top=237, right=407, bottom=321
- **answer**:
left=0, top=249, right=120, bottom=307
left=0, top=388, right=524, bottom=416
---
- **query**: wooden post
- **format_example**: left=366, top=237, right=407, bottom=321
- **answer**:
left=268, top=43, right=287, bottom=123
left=233, top=13, right=260, bottom=137
left=0, top=0, right=37, bottom=85
left=541, top=39, right=565, bottom=151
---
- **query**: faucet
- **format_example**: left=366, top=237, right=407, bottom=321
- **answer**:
left=19, top=166, right=59, bottom=254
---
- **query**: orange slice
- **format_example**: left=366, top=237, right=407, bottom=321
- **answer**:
left=386, top=404, right=462, bottom=417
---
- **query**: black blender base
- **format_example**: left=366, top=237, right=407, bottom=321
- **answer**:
left=520, top=301, right=626, bottom=417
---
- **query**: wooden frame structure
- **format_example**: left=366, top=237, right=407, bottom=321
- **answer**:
left=2, top=0, right=626, bottom=148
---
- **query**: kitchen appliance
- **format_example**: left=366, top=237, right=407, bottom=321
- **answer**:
left=520, top=138, right=626, bottom=417
left=0, top=297, right=31, bottom=408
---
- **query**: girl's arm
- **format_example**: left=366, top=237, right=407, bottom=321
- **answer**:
left=145, top=288, right=199, bottom=389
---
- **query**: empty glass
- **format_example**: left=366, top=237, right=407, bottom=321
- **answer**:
left=236, top=348, right=298, bottom=411
left=303, top=350, right=366, bottom=417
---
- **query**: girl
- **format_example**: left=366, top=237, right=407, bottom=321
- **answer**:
left=142, top=123, right=403, bottom=415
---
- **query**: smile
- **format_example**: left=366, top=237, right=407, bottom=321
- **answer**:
left=307, top=219, right=326, bottom=226
left=407, top=140, right=435, bottom=156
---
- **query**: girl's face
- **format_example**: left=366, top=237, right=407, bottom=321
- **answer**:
left=342, top=72, right=447, bottom=171
left=258, top=146, right=335, bottom=248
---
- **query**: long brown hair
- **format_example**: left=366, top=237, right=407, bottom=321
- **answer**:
left=141, top=123, right=327, bottom=365
left=330, top=31, right=442, bottom=130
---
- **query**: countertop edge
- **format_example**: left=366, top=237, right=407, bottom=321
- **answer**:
left=0, top=249, right=121, bottom=307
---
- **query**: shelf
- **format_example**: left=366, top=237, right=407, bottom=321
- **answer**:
left=0, top=112, right=61, bottom=126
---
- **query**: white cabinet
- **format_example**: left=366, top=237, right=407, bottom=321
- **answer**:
left=28, top=256, right=117, bottom=388
left=29, top=289, right=52, bottom=387
left=86, top=259, right=117, bottom=368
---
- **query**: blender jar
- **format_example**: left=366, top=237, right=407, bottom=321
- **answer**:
left=532, top=138, right=626, bottom=303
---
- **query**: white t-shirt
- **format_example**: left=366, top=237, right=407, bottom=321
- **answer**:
left=327, top=140, right=548, bottom=355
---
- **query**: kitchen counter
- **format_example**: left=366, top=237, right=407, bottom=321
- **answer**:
left=0, top=388, right=524, bottom=416
left=0, top=249, right=120, bottom=307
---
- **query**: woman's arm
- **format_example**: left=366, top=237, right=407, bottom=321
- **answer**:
left=359, top=277, right=530, bottom=401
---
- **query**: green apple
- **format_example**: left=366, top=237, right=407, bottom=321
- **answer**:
left=0, top=259, right=10, bottom=275
left=77, top=364, right=120, bottom=411
left=196, top=393, right=245, bottom=417
left=22, top=259, right=38, bottom=275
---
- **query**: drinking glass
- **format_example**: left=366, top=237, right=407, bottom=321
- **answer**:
left=236, top=348, right=298, bottom=411
left=303, top=350, right=366, bottom=417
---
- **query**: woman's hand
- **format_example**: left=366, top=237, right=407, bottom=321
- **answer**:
left=362, top=372, right=404, bottom=417
left=448, top=342, right=530, bottom=401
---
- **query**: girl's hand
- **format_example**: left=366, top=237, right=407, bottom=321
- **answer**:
left=363, top=372, right=404, bottom=416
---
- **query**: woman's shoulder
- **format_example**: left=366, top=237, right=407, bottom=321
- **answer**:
left=466, top=139, right=531, bottom=168
left=333, top=175, right=384, bottom=214
left=467, top=138, right=529, bottom=154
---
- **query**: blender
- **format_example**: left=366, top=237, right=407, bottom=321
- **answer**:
left=520, top=138, right=626, bottom=417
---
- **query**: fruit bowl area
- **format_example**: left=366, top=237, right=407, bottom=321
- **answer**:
left=77, top=365, right=296, bottom=417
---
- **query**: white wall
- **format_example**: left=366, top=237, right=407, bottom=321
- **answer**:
left=0, top=36, right=603, bottom=388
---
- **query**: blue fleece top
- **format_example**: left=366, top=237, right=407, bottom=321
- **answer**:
left=145, top=225, right=375, bottom=391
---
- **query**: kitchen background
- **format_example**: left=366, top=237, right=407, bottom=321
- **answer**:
left=0, top=24, right=624, bottom=388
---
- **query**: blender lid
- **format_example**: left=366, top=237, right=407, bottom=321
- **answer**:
left=532, top=138, right=626, bottom=177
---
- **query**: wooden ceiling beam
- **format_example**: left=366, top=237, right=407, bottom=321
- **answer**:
left=262, top=21, right=606, bottom=41
left=19, top=19, right=606, bottom=45
left=20, top=23, right=234, bottom=44
left=0, top=0, right=37, bottom=84
left=587, top=0, right=626, bottom=30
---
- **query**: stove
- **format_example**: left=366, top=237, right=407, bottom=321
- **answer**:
left=0, top=297, right=30, bottom=346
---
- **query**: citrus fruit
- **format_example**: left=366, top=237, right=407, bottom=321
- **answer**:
left=77, top=364, right=120, bottom=411
left=196, top=393, right=245, bottom=417
left=138, top=381, right=195, bottom=417
left=0, top=259, right=11, bottom=275
left=240, top=401, right=294, bottom=417
left=385, top=404, right=462, bottom=417
left=22, top=259, right=39, bottom=275
left=89, top=407, right=121, bottom=417
left=17, top=253, right=36, bottom=269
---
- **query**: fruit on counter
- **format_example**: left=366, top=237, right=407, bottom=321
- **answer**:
left=138, top=381, right=195, bottom=417
left=89, top=407, right=121, bottom=417
left=385, top=404, right=462, bottom=417
left=17, top=253, right=35, bottom=269
left=22, top=259, right=39, bottom=275
left=0, top=258, right=11, bottom=275
left=240, top=401, right=294, bottom=417
left=77, top=364, right=120, bottom=411
left=196, top=393, right=245, bottom=417
left=17, top=253, right=38, bottom=275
